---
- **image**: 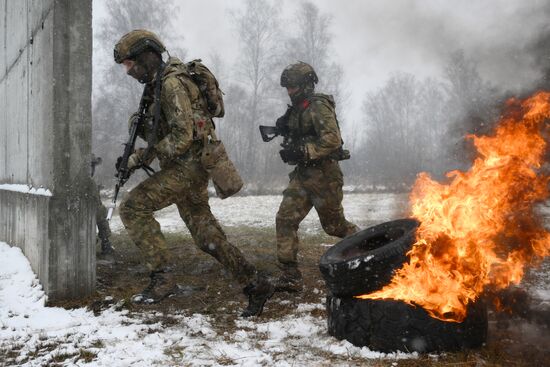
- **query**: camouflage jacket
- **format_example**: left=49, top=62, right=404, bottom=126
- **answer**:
left=133, top=57, right=214, bottom=167
left=287, top=93, right=343, bottom=161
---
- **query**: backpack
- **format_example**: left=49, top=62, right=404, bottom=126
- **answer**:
left=186, top=59, right=225, bottom=118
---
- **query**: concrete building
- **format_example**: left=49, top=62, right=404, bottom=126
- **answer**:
left=0, top=0, right=95, bottom=301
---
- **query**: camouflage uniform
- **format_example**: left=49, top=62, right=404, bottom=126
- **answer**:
left=95, top=186, right=112, bottom=249
left=276, top=93, right=359, bottom=266
left=115, top=30, right=273, bottom=316
left=91, top=155, right=113, bottom=255
left=119, top=57, right=257, bottom=285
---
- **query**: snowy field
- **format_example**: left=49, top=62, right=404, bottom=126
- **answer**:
left=108, top=192, right=410, bottom=235
left=1, top=193, right=548, bottom=366
left=0, top=241, right=418, bottom=366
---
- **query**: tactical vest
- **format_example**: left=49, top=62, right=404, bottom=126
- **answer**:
left=287, top=93, right=350, bottom=162
left=287, top=94, right=338, bottom=142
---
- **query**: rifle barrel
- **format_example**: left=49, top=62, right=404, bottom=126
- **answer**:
left=108, top=86, right=149, bottom=220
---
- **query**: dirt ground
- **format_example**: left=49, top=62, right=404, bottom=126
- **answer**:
left=50, top=226, right=550, bottom=367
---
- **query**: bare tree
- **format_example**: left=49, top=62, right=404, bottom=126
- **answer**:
left=357, top=52, right=503, bottom=191
left=359, top=73, right=448, bottom=189
left=206, top=51, right=228, bottom=85
left=416, top=78, right=448, bottom=176
left=282, top=1, right=348, bottom=113
left=443, top=50, right=500, bottom=169
left=227, top=0, right=285, bottom=187
left=286, top=2, right=331, bottom=68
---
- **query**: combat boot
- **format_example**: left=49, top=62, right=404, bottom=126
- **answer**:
left=274, top=263, right=303, bottom=293
left=100, top=238, right=115, bottom=255
left=131, top=268, right=177, bottom=304
left=241, top=274, right=275, bottom=317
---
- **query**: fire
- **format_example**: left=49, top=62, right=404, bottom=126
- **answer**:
left=357, top=91, right=550, bottom=322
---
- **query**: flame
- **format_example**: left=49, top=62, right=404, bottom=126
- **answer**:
left=357, top=91, right=550, bottom=322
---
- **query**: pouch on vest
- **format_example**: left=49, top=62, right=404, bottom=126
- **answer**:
left=201, top=130, right=243, bottom=199
left=193, top=111, right=211, bottom=141
left=186, top=59, right=225, bottom=118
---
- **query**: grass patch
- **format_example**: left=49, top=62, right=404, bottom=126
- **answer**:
left=90, top=340, right=105, bottom=348
left=0, top=345, right=23, bottom=363
left=50, top=351, right=78, bottom=364
left=215, top=354, right=236, bottom=365
left=76, top=349, right=97, bottom=363
left=19, top=224, right=546, bottom=367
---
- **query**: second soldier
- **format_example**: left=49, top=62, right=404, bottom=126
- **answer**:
left=273, top=62, right=359, bottom=292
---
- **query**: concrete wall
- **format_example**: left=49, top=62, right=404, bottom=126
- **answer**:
left=0, top=0, right=95, bottom=301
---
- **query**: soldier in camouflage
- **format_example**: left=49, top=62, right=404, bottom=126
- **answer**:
left=91, top=154, right=114, bottom=256
left=274, top=62, right=359, bottom=292
left=113, top=30, right=273, bottom=317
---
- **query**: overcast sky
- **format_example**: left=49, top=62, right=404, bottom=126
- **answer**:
left=93, top=0, right=550, bottom=125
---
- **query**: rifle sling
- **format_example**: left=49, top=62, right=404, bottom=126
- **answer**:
left=141, top=164, right=156, bottom=177
left=143, top=62, right=166, bottom=161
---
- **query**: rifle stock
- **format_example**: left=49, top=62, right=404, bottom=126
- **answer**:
left=259, top=125, right=280, bottom=142
left=260, top=107, right=292, bottom=143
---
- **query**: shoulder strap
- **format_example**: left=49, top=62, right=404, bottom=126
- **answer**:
left=308, top=94, right=346, bottom=147
left=143, top=62, right=166, bottom=161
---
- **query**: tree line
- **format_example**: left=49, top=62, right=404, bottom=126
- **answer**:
left=92, top=0, right=507, bottom=194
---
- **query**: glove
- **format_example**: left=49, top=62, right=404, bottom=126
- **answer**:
left=115, top=148, right=145, bottom=173
left=279, top=146, right=305, bottom=163
left=127, top=152, right=141, bottom=170
left=275, top=114, right=290, bottom=135
left=115, top=156, right=130, bottom=180
left=115, top=156, right=123, bottom=171
left=128, top=148, right=148, bottom=170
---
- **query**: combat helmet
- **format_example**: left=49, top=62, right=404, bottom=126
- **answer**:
left=280, top=61, right=319, bottom=88
left=114, top=29, right=166, bottom=64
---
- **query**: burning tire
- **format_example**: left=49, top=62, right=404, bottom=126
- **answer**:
left=319, top=218, right=419, bottom=297
left=326, top=295, right=488, bottom=353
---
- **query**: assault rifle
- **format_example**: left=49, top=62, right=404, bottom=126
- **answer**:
left=106, top=87, right=154, bottom=221
left=107, top=64, right=164, bottom=220
left=259, top=110, right=305, bottom=164
left=260, top=106, right=290, bottom=141
left=259, top=126, right=296, bottom=156
left=259, top=107, right=294, bottom=147
left=259, top=125, right=282, bottom=142
left=259, top=106, right=351, bottom=164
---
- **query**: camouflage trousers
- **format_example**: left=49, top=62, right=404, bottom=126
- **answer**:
left=119, top=155, right=256, bottom=285
left=96, top=200, right=111, bottom=242
left=276, top=160, right=359, bottom=265
left=93, top=186, right=111, bottom=242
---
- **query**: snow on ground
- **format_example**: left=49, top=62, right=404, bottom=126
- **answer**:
left=2, top=193, right=548, bottom=366
left=526, top=258, right=550, bottom=306
left=0, top=241, right=416, bottom=366
left=0, top=184, right=52, bottom=197
left=108, top=192, right=410, bottom=234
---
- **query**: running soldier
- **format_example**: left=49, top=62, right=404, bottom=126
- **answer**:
left=91, top=154, right=114, bottom=255
left=274, top=62, right=359, bottom=292
left=113, top=30, right=273, bottom=316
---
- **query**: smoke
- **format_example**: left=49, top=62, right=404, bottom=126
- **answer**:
left=315, top=0, right=550, bottom=94
left=486, top=261, right=550, bottom=356
left=524, top=3, right=550, bottom=91
left=489, top=287, right=548, bottom=325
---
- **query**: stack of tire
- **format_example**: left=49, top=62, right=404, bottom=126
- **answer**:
left=319, top=219, right=488, bottom=353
